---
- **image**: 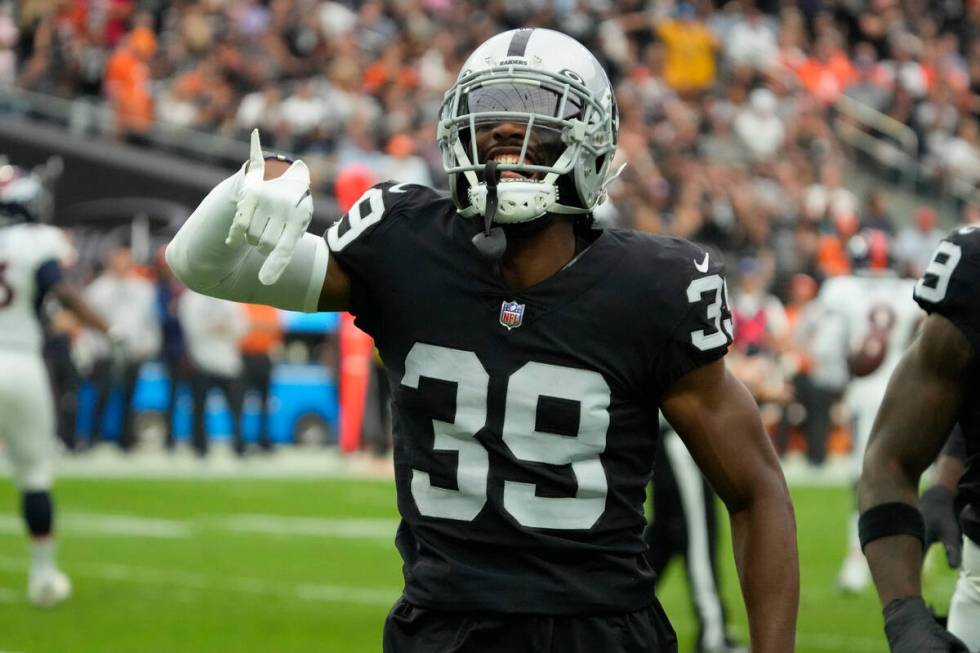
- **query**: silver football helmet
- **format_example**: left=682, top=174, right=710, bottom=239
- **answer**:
left=437, top=28, right=620, bottom=225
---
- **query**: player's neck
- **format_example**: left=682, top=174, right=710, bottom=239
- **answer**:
left=499, top=219, right=577, bottom=291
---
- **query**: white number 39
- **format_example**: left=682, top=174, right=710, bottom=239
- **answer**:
left=686, top=274, right=733, bottom=352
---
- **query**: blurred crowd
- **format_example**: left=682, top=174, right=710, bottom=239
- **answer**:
left=6, top=1, right=979, bottom=193
left=5, top=0, right=980, bottom=464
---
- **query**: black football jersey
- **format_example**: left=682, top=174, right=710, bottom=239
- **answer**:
left=324, top=182, right=733, bottom=614
left=914, top=225, right=980, bottom=545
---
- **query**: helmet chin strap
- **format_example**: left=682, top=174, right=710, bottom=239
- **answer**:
left=471, top=160, right=507, bottom=261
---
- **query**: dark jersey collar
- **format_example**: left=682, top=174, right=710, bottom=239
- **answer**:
left=450, top=216, right=625, bottom=322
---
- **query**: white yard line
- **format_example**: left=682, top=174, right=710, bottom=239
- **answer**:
left=0, top=513, right=397, bottom=541
left=0, top=514, right=191, bottom=540
left=0, top=552, right=887, bottom=649
left=0, top=447, right=854, bottom=486
left=0, top=555, right=399, bottom=607
left=220, top=514, right=397, bottom=539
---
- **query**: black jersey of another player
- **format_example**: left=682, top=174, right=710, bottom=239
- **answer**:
left=914, top=225, right=980, bottom=545
left=325, top=182, right=733, bottom=614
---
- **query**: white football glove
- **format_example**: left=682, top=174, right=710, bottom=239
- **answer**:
left=166, top=129, right=329, bottom=313
left=227, top=129, right=315, bottom=285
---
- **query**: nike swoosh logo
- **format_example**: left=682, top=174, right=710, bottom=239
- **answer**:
left=694, top=252, right=710, bottom=273
left=296, top=189, right=312, bottom=207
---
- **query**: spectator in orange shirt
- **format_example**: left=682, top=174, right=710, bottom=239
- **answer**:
left=816, top=213, right=859, bottom=278
left=240, top=304, right=282, bottom=451
left=655, top=3, right=719, bottom=95
left=104, top=25, right=155, bottom=142
left=796, top=36, right=857, bottom=105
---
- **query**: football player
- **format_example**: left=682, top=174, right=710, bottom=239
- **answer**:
left=860, top=224, right=980, bottom=652
left=167, top=29, right=798, bottom=652
left=0, top=163, right=115, bottom=606
left=817, top=230, right=923, bottom=592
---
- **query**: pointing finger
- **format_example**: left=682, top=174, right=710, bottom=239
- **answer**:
left=246, top=128, right=265, bottom=181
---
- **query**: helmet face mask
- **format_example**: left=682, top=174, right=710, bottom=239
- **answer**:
left=438, top=29, right=619, bottom=225
left=460, top=118, right=565, bottom=182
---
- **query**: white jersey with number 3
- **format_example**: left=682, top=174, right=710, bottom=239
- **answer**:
left=0, top=224, right=70, bottom=354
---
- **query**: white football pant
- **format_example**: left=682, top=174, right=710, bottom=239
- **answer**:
left=949, top=537, right=980, bottom=652
left=0, top=351, right=56, bottom=490
left=845, top=377, right=888, bottom=480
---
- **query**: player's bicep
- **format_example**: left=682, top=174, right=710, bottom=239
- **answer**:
left=317, top=259, right=351, bottom=312
left=863, top=313, right=973, bottom=480
left=319, top=181, right=408, bottom=318
left=661, top=358, right=784, bottom=512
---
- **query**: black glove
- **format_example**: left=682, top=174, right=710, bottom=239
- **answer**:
left=884, top=597, right=969, bottom=653
left=919, top=486, right=963, bottom=568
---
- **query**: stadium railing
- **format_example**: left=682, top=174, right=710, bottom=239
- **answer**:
left=833, top=93, right=919, bottom=188
left=0, top=85, right=252, bottom=168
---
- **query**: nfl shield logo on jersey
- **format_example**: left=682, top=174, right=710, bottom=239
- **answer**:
left=499, top=300, right=525, bottom=330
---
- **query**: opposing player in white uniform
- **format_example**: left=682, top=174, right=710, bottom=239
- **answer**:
left=818, top=231, right=923, bottom=592
left=0, top=165, right=113, bottom=606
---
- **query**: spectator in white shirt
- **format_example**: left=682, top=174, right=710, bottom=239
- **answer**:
left=84, top=243, right=160, bottom=450
left=725, top=6, right=778, bottom=71
left=896, top=207, right=946, bottom=278
left=178, top=290, right=248, bottom=456
left=278, top=79, right=328, bottom=142
left=236, top=83, right=283, bottom=134
left=733, top=88, right=785, bottom=162
left=803, top=160, right=858, bottom=223
left=941, top=118, right=980, bottom=187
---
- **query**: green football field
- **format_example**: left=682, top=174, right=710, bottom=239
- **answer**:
left=0, top=478, right=959, bottom=653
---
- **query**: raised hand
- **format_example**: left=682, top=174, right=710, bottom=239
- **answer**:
left=226, top=129, right=314, bottom=285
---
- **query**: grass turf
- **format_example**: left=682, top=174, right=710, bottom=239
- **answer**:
left=0, top=478, right=958, bottom=653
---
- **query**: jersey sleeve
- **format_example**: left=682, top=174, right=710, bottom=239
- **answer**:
left=323, top=181, right=417, bottom=335
left=34, top=259, right=64, bottom=303
left=913, top=226, right=980, bottom=353
left=652, top=240, right=734, bottom=390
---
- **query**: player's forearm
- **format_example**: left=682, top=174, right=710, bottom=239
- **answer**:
left=857, top=324, right=968, bottom=604
left=730, top=483, right=799, bottom=653
left=54, top=285, right=110, bottom=334
left=859, top=439, right=927, bottom=605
